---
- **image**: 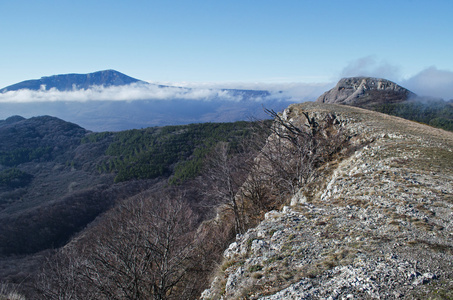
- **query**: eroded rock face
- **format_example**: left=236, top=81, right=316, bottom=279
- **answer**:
left=201, top=102, right=453, bottom=300
left=316, top=77, right=415, bottom=108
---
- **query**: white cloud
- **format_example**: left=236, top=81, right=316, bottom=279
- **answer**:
left=338, top=57, right=453, bottom=99
left=401, top=66, right=453, bottom=99
left=339, top=56, right=401, bottom=82
left=150, top=81, right=333, bottom=102
left=0, top=83, right=250, bottom=103
left=0, top=81, right=332, bottom=103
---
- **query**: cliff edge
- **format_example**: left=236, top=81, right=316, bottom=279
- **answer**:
left=201, top=102, right=453, bottom=299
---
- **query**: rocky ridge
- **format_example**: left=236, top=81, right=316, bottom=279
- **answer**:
left=316, top=77, right=415, bottom=108
left=201, top=102, right=453, bottom=299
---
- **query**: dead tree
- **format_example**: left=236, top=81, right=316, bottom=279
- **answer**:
left=261, top=108, right=348, bottom=195
left=83, top=193, right=197, bottom=300
left=202, top=142, right=250, bottom=234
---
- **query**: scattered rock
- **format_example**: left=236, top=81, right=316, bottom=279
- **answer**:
left=201, top=103, right=453, bottom=299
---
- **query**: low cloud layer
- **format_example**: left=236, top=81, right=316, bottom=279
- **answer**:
left=401, top=67, right=453, bottom=100
left=339, top=56, right=401, bottom=82
left=1, top=61, right=452, bottom=103
left=340, top=57, right=453, bottom=100
left=0, top=83, right=244, bottom=103
left=156, top=81, right=333, bottom=101
left=0, top=81, right=331, bottom=103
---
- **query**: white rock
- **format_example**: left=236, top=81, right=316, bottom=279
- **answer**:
left=225, top=266, right=244, bottom=293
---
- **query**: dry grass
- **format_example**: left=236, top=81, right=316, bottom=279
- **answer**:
left=203, top=103, right=453, bottom=299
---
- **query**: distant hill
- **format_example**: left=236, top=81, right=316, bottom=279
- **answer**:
left=0, top=115, right=25, bottom=127
left=0, top=70, right=292, bottom=131
left=0, top=115, right=87, bottom=153
left=0, top=70, right=143, bottom=92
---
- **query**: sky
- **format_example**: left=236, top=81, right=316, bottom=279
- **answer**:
left=1, top=0, right=453, bottom=100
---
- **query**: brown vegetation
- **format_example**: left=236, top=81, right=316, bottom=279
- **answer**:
left=2, top=106, right=358, bottom=299
left=36, top=189, right=202, bottom=300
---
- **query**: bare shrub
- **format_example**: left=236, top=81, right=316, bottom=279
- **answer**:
left=260, top=108, right=349, bottom=196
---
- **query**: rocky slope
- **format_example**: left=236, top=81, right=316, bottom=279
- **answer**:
left=201, top=102, right=453, bottom=299
left=316, top=77, right=415, bottom=108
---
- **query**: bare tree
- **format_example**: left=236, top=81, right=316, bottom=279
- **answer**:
left=36, top=249, right=93, bottom=300
left=37, top=190, right=199, bottom=300
left=85, top=192, right=197, bottom=300
left=201, top=142, right=250, bottom=234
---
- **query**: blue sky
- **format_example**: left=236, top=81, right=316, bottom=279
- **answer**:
left=1, top=0, right=453, bottom=98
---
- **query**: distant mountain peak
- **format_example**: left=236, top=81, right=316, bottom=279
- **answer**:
left=0, top=70, right=144, bottom=92
left=316, top=77, right=416, bottom=108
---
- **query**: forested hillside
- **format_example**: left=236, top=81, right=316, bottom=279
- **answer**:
left=0, top=116, right=271, bottom=299
left=81, top=121, right=259, bottom=183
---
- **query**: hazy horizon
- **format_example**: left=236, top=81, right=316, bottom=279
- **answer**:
left=1, top=1, right=452, bottom=100
left=1, top=63, right=452, bottom=103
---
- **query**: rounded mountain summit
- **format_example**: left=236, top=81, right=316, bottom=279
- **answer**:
left=316, top=77, right=416, bottom=108
left=0, top=70, right=144, bottom=92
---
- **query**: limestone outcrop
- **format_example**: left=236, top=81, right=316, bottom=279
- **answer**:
left=316, top=77, right=415, bottom=108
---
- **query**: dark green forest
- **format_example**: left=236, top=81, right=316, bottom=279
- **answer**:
left=81, top=121, right=263, bottom=184
left=0, top=147, right=52, bottom=167
left=372, top=100, right=453, bottom=131
left=0, top=168, right=33, bottom=189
